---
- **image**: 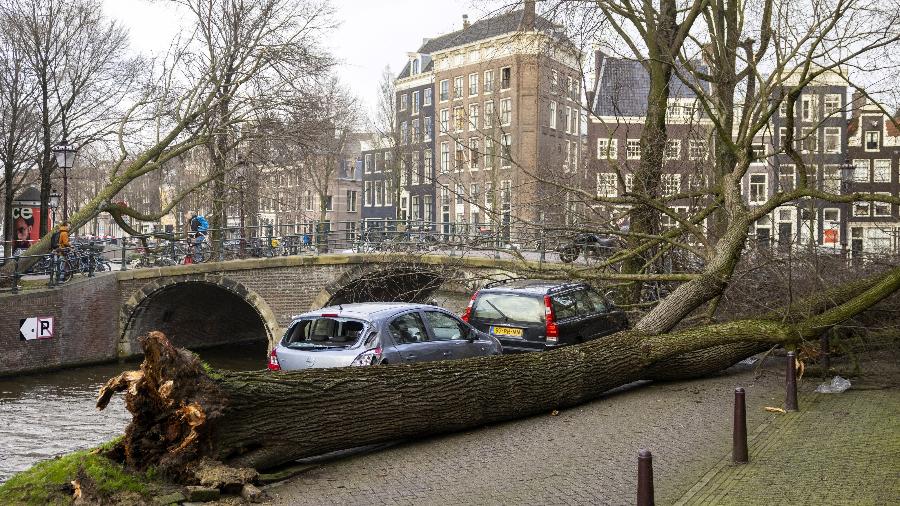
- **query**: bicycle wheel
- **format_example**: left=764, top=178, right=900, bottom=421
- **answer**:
left=559, top=246, right=579, bottom=263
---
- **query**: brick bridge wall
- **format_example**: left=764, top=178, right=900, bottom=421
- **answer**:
left=0, top=274, right=121, bottom=377
left=2, top=253, right=547, bottom=375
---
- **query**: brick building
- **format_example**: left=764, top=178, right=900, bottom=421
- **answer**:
left=362, top=1, right=582, bottom=243
left=587, top=54, right=712, bottom=231
left=846, top=95, right=900, bottom=253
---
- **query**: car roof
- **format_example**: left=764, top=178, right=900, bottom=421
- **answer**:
left=290, top=302, right=436, bottom=321
left=479, top=279, right=588, bottom=295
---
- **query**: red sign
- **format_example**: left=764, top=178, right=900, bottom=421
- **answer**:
left=12, top=206, right=47, bottom=252
left=824, top=228, right=839, bottom=244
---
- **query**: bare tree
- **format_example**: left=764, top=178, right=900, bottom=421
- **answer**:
left=0, top=0, right=336, bottom=275
left=1, top=0, right=141, bottom=235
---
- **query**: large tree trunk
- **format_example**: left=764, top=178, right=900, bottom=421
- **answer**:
left=97, top=267, right=899, bottom=481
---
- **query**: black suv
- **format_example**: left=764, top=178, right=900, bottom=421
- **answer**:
left=462, top=280, right=628, bottom=352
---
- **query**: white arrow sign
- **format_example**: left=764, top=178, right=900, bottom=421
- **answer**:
left=19, top=318, right=37, bottom=340
left=19, top=317, right=53, bottom=340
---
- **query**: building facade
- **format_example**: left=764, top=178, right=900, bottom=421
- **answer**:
left=846, top=95, right=900, bottom=253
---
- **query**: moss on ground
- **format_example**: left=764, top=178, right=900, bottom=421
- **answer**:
left=0, top=446, right=164, bottom=505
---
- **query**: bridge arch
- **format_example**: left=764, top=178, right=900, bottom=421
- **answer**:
left=119, top=275, right=281, bottom=355
left=311, top=262, right=451, bottom=309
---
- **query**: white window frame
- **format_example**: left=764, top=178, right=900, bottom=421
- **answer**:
left=689, top=139, right=707, bottom=160
left=824, top=127, right=841, bottom=154
left=873, top=159, right=891, bottom=182
left=665, top=139, right=681, bottom=160
left=626, top=139, right=641, bottom=160
left=853, top=200, right=871, bottom=217
left=873, top=192, right=892, bottom=217
left=400, top=93, right=408, bottom=111
left=662, top=174, right=682, bottom=197
left=469, top=137, right=480, bottom=170
left=564, top=106, right=572, bottom=134
left=484, top=101, right=494, bottom=128
left=424, top=88, right=433, bottom=106
left=439, top=79, right=449, bottom=102
left=549, top=101, right=557, bottom=129
left=597, top=172, right=618, bottom=197
left=453, top=76, right=464, bottom=99
left=483, top=70, right=494, bottom=93
left=469, top=103, right=479, bottom=131
left=500, top=98, right=512, bottom=126
left=439, top=108, right=449, bottom=133
left=749, top=173, right=768, bottom=204
left=824, top=94, right=841, bottom=116
left=853, top=159, right=870, bottom=182
left=597, top=138, right=618, bottom=160
left=501, top=134, right=512, bottom=167
left=440, top=142, right=450, bottom=174
left=865, top=131, right=880, bottom=151
left=468, top=72, right=478, bottom=96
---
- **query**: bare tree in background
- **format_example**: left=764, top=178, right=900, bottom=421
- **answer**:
left=1, top=0, right=141, bottom=235
left=0, top=0, right=337, bottom=276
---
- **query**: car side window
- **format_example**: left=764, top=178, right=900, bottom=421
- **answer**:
left=585, top=290, right=608, bottom=312
left=389, top=312, right=429, bottom=344
left=551, top=292, right=578, bottom=320
left=424, top=311, right=467, bottom=341
left=572, top=290, right=597, bottom=316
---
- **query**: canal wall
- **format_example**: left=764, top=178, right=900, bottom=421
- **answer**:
left=0, top=274, right=121, bottom=377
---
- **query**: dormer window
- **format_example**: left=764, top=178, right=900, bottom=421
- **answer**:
left=865, top=131, right=880, bottom=151
left=412, top=58, right=420, bottom=75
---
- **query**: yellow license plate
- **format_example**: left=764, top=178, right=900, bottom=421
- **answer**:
left=491, top=326, right=523, bottom=337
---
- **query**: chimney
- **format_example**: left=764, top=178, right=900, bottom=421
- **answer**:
left=521, top=0, right=535, bottom=31
left=850, top=90, right=866, bottom=119
left=462, top=14, right=470, bottom=29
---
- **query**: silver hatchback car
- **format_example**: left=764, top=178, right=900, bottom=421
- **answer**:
left=268, top=303, right=502, bottom=371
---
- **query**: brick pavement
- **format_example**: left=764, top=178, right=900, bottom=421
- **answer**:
left=675, top=375, right=900, bottom=505
left=264, top=361, right=789, bottom=505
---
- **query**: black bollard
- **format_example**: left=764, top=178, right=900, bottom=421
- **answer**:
left=637, top=449, right=654, bottom=506
left=785, top=351, right=799, bottom=412
left=733, top=388, right=749, bottom=463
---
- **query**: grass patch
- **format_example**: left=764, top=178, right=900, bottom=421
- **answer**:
left=0, top=449, right=160, bottom=505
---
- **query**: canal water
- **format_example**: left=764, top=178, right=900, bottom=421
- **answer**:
left=0, top=341, right=268, bottom=483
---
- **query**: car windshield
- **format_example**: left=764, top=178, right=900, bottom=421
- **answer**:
left=472, top=293, right=545, bottom=323
left=282, top=318, right=367, bottom=349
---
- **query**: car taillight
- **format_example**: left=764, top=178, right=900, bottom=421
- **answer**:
left=544, top=295, right=558, bottom=342
left=267, top=348, right=281, bottom=371
left=351, top=347, right=383, bottom=367
left=462, top=291, right=478, bottom=322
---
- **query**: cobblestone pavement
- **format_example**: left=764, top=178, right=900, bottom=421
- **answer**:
left=265, top=360, right=789, bottom=505
left=675, top=356, right=900, bottom=505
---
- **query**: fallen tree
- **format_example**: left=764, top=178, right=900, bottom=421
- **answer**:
left=96, top=265, right=899, bottom=481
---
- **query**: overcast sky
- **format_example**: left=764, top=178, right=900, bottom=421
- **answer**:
left=102, top=0, right=498, bottom=121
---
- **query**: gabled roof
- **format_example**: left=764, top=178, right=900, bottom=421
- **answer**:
left=593, top=56, right=709, bottom=117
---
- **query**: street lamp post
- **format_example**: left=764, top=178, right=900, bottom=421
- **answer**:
left=839, top=159, right=854, bottom=259
left=236, top=173, right=246, bottom=257
left=52, top=139, right=78, bottom=223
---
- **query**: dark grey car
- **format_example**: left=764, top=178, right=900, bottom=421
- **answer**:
left=268, top=303, right=502, bottom=371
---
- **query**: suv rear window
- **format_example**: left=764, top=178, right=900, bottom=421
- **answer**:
left=283, top=318, right=366, bottom=349
left=472, top=293, right=545, bottom=323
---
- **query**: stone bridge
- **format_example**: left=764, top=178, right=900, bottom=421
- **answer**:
left=0, top=253, right=562, bottom=375
left=114, top=253, right=552, bottom=356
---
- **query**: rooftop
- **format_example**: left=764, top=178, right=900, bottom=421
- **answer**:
left=593, top=55, right=710, bottom=117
